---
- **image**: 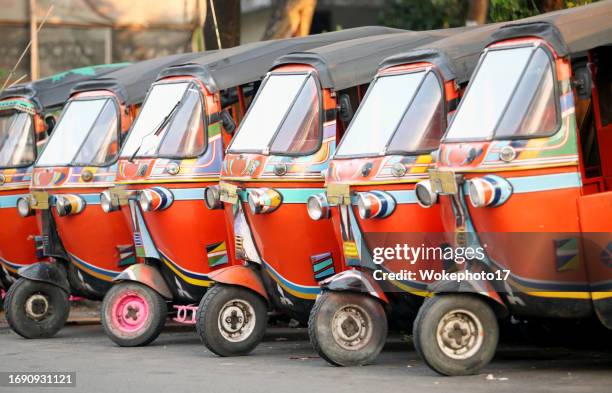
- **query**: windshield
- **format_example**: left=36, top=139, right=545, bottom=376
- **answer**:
left=36, top=98, right=118, bottom=167
left=228, top=73, right=320, bottom=155
left=121, top=82, right=206, bottom=159
left=445, top=45, right=558, bottom=141
left=335, top=71, right=444, bottom=157
left=0, top=110, right=35, bottom=168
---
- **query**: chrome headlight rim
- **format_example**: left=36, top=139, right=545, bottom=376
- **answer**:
left=356, top=192, right=371, bottom=219
left=467, top=179, right=485, bottom=208
left=306, top=193, right=330, bottom=221
left=204, top=185, right=223, bottom=210
left=247, top=190, right=261, bottom=215
left=138, top=190, right=153, bottom=212
left=100, top=190, right=118, bottom=213
left=415, top=180, right=438, bottom=208
left=16, top=196, right=33, bottom=217
left=55, top=194, right=86, bottom=216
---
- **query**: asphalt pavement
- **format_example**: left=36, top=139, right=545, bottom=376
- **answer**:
left=0, top=309, right=611, bottom=393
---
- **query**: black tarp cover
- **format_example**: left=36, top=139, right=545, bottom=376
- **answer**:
left=0, top=63, right=128, bottom=111
left=71, top=53, right=202, bottom=105
left=490, top=1, right=612, bottom=56
left=378, top=23, right=501, bottom=84
left=158, top=26, right=405, bottom=93
left=272, top=29, right=460, bottom=91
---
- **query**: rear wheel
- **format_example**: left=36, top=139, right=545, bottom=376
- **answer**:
left=101, top=282, right=167, bottom=347
left=196, top=284, right=268, bottom=356
left=309, top=291, right=387, bottom=366
left=4, top=278, right=70, bottom=339
left=413, top=294, right=499, bottom=376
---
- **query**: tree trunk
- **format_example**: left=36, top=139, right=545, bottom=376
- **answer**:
left=203, top=0, right=241, bottom=50
left=535, top=0, right=564, bottom=13
left=466, top=0, right=489, bottom=26
left=262, top=0, right=317, bottom=40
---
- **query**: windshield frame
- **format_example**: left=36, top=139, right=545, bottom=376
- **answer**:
left=0, top=107, right=37, bottom=170
left=119, top=79, right=208, bottom=161
left=442, top=42, right=561, bottom=143
left=35, top=95, right=121, bottom=168
left=334, top=68, right=445, bottom=159
left=227, top=70, right=324, bottom=157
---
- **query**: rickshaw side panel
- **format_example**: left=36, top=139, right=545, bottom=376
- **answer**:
left=578, top=191, right=612, bottom=329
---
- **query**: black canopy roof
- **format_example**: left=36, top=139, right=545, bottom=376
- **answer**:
left=272, top=29, right=460, bottom=91
left=490, top=1, right=612, bottom=57
left=70, top=53, right=202, bottom=105
left=379, top=23, right=500, bottom=84
left=0, top=63, right=127, bottom=111
left=157, top=26, right=405, bottom=93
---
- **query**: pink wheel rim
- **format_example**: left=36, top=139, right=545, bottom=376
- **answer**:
left=111, top=291, right=149, bottom=333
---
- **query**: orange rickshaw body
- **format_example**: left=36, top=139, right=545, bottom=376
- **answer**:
left=434, top=37, right=612, bottom=326
left=30, top=90, right=136, bottom=299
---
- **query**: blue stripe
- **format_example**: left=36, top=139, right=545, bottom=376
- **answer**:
left=262, top=260, right=320, bottom=294
left=0, top=193, right=27, bottom=209
left=313, top=259, right=333, bottom=272
left=509, top=172, right=581, bottom=194
left=69, top=253, right=120, bottom=277
left=171, top=188, right=206, bottom=201
left=314, top=267, right=335, bottom=279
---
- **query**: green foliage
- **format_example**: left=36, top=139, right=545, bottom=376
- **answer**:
left=380, top=0, right=598, bottom=28
left=379, top=0, right=469, bottom=30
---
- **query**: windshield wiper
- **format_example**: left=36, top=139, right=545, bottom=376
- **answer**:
left=129, top=100, right=182, bottom=162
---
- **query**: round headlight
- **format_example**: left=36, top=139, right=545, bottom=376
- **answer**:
left=415, top=180, right=437, bottom=208
left=100, top=190, right=118, bottom=213
left=204, top=186, right=223, bottom=210
left=356, top=193, right=370, bottom=219
left=55, top=194, right=85, bottom=216
left=138, top=191, right=153, bottom=212
left=306, top=193, right=329, bottom=220
left=355, top=191, right=396, bottom=219
left=467, top=179, right=485, bottom=208
left=16, top=197, right=33, bottom=217
left=246, top=188, right=282, bottom=214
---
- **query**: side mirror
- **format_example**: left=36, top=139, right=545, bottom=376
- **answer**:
left=220, top=109, right=236, bottom=135
left=44, top=115, right=56, bottom=136
left=338, top=94, right=354, bottom=125
left=573, top=66, right=592, bottom=100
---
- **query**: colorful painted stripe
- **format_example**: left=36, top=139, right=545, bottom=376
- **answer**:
left=0, top=193, right=28, bottom=208
left=261, top=259, right=320, bottom=300
left=69, top=253, right=122, bottom=282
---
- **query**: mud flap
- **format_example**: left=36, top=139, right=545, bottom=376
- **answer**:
left=208, top=264, right=268, bottom=301
left=429, top=278, right=508, bottom=317
left=113, top=263, right=172, bottom=299
left=18, top=262, right=70, bottom=293
left=320, top=269, right=389, bottom=304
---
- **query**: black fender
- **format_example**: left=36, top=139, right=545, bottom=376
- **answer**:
left=18, top=262, right=70, bottom=293
left=113, top=263, right=172, bottom=299
left=320, top=269, right=389, bottom=304
left=428, top=279, right=508, bottom=318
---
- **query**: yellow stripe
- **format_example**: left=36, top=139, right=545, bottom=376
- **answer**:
left=71, top=259, right=114, bottom=282
left=162, top=258, right=212, bottom=287
left=592, top=292, right=612, bottom=300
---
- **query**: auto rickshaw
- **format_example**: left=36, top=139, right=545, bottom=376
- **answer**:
left=0, top=64, right=126, bottom=293
left=196, top=29, right=459, bottom=357
left=412, top=2, right=612, bottom=376
left=100, top=26, right=397, bottom=348
left=307, top=24, right=501, bottom=367
left=4, top=54, right=195, bottom=339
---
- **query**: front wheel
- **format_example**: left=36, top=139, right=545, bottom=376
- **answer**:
left=196, top=284, right=268, bottom=356
left=413, top=294, right=499, bottom=376
left=101, top=282, right=167, bottom=347
left=4, top=278, right=70, bottom=339
left=308, top=291, right=387, bottom=366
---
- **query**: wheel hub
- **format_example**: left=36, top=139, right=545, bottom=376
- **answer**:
left=111, top=292, right=149, bottom=333
left=436, top=308, right=484, bottom=360
left=218, top=300, right=256, bottom=343
left=331, top=305, right=372, bottom=351
left=25, top=294, right=49, bottom=320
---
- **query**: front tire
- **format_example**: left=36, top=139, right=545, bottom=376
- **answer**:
left=308, top=291, right=387, bottom=366
left=196, top=284, right=268, bottom=356
left=101, top=282, right=167, bottom=347
left=413, top=294, right=499, bottom=376
left=4, top=278, right=70, bottom=339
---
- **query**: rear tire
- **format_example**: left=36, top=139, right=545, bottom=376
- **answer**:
left=413, top=294, right=498, bottom=376
left=4, top=278, right=70, bottom=339
left=308, top=291, right=387, bottom=366
left=101, top=282, right=167, bottom=347
left=196, top=284, right=268, bottom=356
